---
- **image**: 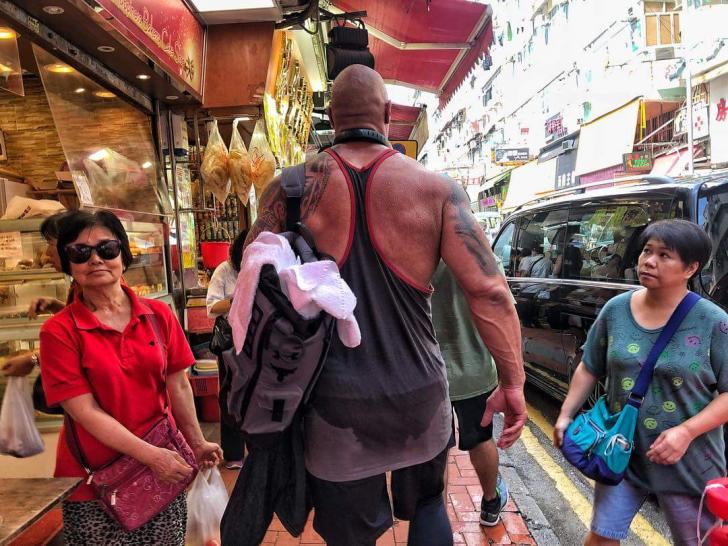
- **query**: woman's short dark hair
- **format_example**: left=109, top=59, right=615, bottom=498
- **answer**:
left=229, top=230, right=248, bottom=272
left=56, top=210, right=134, bottom=274
left=638, top=219, right=711, bottom=274
left=39, top=210, right=72, bottom=241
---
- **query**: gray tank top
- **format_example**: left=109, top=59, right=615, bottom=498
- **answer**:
left=303, top=147, right=452, bottom=482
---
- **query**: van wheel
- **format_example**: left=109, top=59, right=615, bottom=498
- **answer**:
left=567, top=357, right=605, bottom=408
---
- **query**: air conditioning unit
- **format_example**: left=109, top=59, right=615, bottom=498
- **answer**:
left=562, top=139, right=576, bottom=152
left=655, top=47, right=676, bottom=61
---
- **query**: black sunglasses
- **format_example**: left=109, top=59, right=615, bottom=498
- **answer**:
left=65, top=240, right=122, bottom=264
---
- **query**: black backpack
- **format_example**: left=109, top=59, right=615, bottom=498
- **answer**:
left=220, top=164, right=335, bottom=447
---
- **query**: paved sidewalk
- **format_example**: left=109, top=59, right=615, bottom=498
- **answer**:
left=219, top=445, right=537, bottom=545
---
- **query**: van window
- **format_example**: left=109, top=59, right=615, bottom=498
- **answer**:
left=492, top=222, right=516, bottom=276
left=698, top=184, right=728, bottom=308
left=566, top=203, right=673, bottom=282
left=514, top=209, right=568, bottom=278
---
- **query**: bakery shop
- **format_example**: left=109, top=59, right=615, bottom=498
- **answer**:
left=0, top=0, right=322, bottom=513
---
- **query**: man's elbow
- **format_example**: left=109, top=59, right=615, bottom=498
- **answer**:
left=470, top=281, right=513, bottom=308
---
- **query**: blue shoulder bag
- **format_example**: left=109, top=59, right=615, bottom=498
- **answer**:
left=561, top=291, right=701, bottom=485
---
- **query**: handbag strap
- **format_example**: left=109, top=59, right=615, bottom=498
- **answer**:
left=281, top=163, right=306, bottom=232
left=626, top=291, right=701, bottom=408
left=65, top=310, right=169, bottom=475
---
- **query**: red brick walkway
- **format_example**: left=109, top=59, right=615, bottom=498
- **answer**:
left=219, top=446, right=536, bottom=545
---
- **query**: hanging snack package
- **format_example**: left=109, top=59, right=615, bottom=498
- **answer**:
left=201, top=120, right=230, bottom=204
left=249, top=119, right=276, bottom=198
left=228, top=119, right=253, bottom=205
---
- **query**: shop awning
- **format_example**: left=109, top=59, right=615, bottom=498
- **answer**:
left=574, top=98, right=641, bottom=177
left=501, top=159, right=557, bottom=213
left=331, top=0, right=493, bottom=106
left=480, top=169, right=511, bottom=192
left=650, top=145, right=706, bottom=177
left=389, top=103, right=422, bottom=140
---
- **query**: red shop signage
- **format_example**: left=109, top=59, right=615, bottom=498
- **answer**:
left=96, top=0, right=205, bottom=96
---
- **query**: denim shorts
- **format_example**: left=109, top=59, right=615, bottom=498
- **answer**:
left=591, top=479, right=716, bottom=545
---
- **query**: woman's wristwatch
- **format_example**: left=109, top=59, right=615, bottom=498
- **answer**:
left=30, top=352, right=39, bottom=368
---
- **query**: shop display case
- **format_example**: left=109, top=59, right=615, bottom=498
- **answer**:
left=121, top=219, right=168, bottom=299
left=0, top=218, right=70, bottom=430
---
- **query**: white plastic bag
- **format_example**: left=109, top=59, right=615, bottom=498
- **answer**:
left=186, top=467, right=229, bottom=546
left=0, top=376, right=44, bottom=457
left=201, top=120, right=231, bottom=204
left=0, top=196, right=65, bottom=220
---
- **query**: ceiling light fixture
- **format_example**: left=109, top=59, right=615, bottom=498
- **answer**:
left=187, top=0, right=274, bottom=12
left=136, top=74, right=151, bottom=80
left=42, top=6, right=65, bottom=15
left=0, top=63, right=13, bottom=73
left=46, top=63, right=74, bottom=74
left=74, top=88, right=85, bottom=94
left=97, top=45, right=115, bottom=53
left=165, top=95, right=178, bottom=100
left=0, top=28, right=16, bottom=40
left=94, top=90, right=116, bottom=98
left=141, top=161, right=153, bottom=169
left=88, top=149, right=109, bottom=161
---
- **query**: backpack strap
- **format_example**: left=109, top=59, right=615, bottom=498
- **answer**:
left=281, top=163, right=306, bottom=232
left=627, top=291, right=701, bottom=408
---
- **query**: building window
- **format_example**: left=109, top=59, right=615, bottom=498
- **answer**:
left=645, top=1, right=681, bottom=46
left=482, top=86, right=493, bottom=107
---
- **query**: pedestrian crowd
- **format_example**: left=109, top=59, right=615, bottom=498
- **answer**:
left=1, top=66, right=727, bottom=546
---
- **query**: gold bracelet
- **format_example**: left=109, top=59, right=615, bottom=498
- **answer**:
left=30, top=352, right=39, bottom=367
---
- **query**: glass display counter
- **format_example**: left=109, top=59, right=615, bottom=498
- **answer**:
left=0, top=218, right=70, bottom=430
left=121, top=219, right=168, bottom=299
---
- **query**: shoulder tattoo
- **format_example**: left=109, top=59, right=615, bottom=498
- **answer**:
left=302, top=153, right=332, bottom=220
left=447, top=181, right=499, bottom=276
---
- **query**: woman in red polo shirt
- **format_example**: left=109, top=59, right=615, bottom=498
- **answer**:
left=40, top=210, right=222, bottom=545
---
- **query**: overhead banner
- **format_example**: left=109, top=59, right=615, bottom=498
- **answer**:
left=710, top=74, right=728, bottom=165
left=391, top=140, right=418, bottom=159
left=96, top=0, right=205, bottom=96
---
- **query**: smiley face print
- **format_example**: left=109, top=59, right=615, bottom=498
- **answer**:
left=662, top=401, right=677, bottom=413
left=672, top=376, right=684, bottom=389
left=685, top=335, right=701, bottom=348
left=627, top=343, right=640, bottom=354
left=644, top=418, right=658, bottom=430
left=621, top=377, right=635, bottom=390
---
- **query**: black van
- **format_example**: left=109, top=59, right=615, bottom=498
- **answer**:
left=490, top=173, right=728, bottom=401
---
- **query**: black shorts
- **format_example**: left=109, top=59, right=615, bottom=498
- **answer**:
left=452, top=390, right=494, bottom=451
left=307, top=441, right=453, bottom=546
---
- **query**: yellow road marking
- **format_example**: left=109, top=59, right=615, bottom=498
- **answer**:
left=523, top=403, right=670, bottom=546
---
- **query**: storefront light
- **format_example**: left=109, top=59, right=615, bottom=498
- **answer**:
left=46, top=63, right=74, bottom=74
left=136, top=74, right=151, bottom=80
left=89, top=149, right=109, bottom=162
left=0, top=28, right=16, bottom=40
left=141, top=161, right=152, bottom=169
left=94, top=90, right=116, bottom=98
left=0, top=63, right=13, bottom=73
left=42, top=6, right=65, bottom=15
left=189, top=0, right=274, bottom=11
left=74, top=87, right=86, bottom=94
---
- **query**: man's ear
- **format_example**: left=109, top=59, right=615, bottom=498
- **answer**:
left=326, top=106, right=334, bottom=129
left=384, top=101, right=392, bottom=124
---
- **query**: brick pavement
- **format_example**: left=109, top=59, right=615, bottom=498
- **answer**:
left=219, top=446, right=537, bottom=545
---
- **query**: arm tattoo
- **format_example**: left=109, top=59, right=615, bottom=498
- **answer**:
left=244, top=180, right=285, bottom=247
left=302, top=153, right=331, bottom=220
left=447, top=182, right=499, bottom=276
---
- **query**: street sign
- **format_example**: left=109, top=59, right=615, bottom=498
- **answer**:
left=495, top=147, right=530, bottom=165
left=390, top=140, right=418, bottom=159
left=623, top=151, right=653, bottom=173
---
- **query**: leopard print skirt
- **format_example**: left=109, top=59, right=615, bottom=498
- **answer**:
left=62, top=493, right=187, bottom=545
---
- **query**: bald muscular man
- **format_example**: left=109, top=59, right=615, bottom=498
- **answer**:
left=246, top=66, right=527, bottom=546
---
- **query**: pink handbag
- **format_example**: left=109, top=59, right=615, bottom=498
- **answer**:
left=67, top=415, right=198, bottom=531
left=65, top=314, right=198, bottom=531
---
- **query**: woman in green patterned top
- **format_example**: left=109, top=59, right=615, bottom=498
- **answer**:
left=553, top=219, right=728, bottom=546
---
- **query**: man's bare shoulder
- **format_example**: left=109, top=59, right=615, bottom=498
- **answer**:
left=386, top=152, right=453, bottom=194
